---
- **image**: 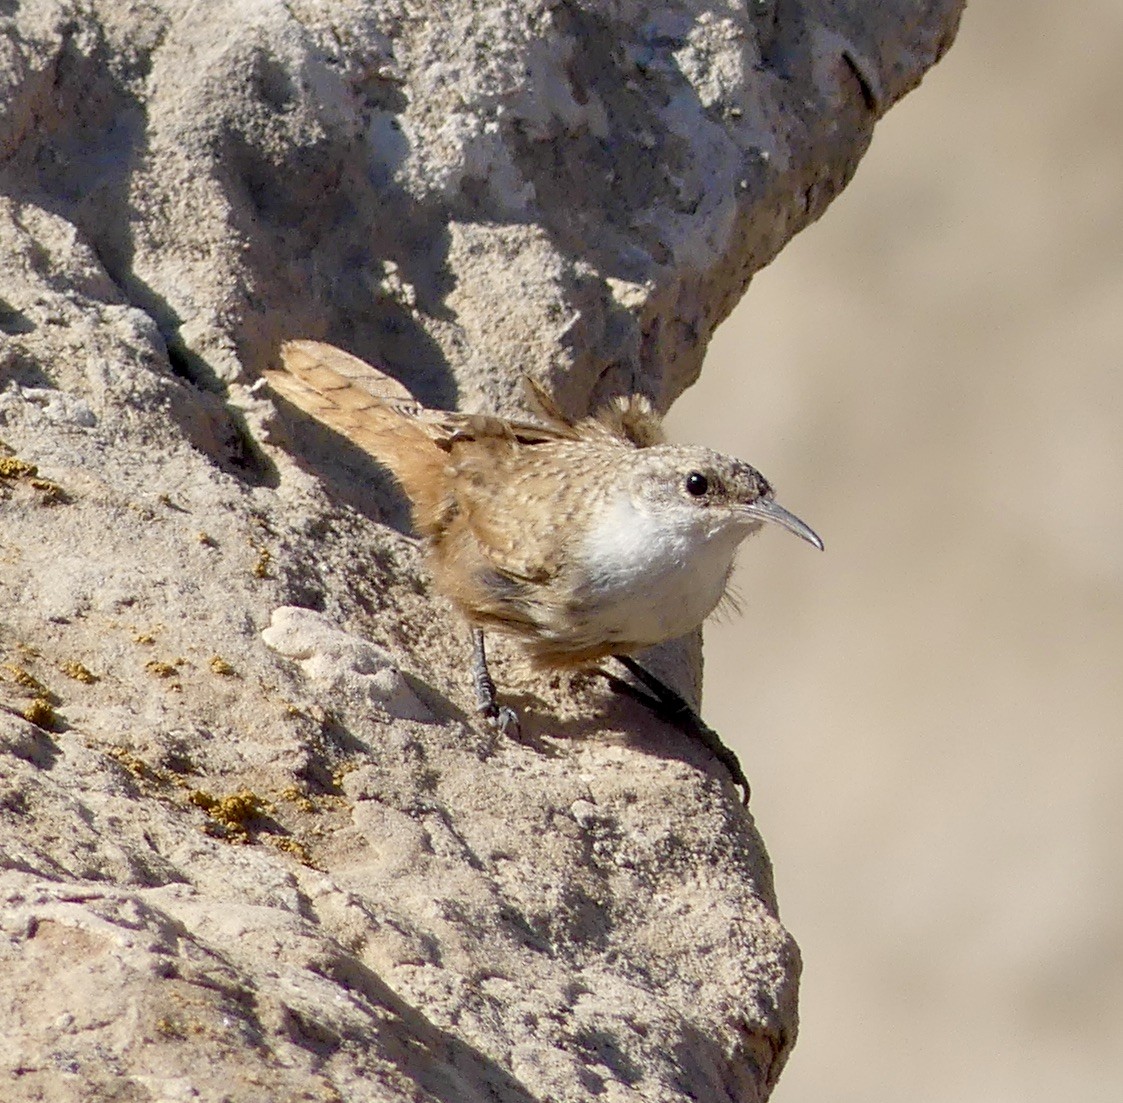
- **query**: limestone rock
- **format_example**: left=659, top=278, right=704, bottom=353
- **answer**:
left=0, top=0, right=962, bottom=1099
left=262, top=605, right=434, bottom=723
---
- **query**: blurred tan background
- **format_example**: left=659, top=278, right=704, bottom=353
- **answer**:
left=669, top=2, right=1123, bottom=1101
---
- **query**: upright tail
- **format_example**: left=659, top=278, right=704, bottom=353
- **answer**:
left=263, top=340, right=452, bottom=532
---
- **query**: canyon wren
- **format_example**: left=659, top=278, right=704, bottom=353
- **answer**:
left=263, top=340, right=823, bottom=803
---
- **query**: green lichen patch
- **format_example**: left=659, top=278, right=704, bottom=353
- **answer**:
left=0, top=457, right=37, bottom=479
left=60, top=660, right=98, bottom=684
left=22, top=697, right=57, bottom=729
left=3, top=664, right=56, bottom=701
left=104, top=745, right=167, bottom=785
left=250, top=539, right=273, bottom=579
left=145, top=660, right=180, bottom=678
left=29, top=477, right=68, bottom=504
left=278, top=784, right=317, bottom=814
left=0, top=457, right=68, bottom=503
left=188, top=788, right=266, bottom=840
left=209, top=655, right=236, bottom=676
left=267, top=835, right=314, bottom=866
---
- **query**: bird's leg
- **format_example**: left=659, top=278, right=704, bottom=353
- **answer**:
left=471, top=628, right=521, bottom=738
left=609, top=655, right=750, bottom=805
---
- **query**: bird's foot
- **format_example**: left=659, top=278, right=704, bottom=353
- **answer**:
left=480, top=701, right=522, bottom=740
left=472, top=629, right=521, bottom=739
left=609, top=656, right=750, bottom=806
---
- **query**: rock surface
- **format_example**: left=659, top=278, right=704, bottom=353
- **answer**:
left=0, top=1, right=961, bottom=1099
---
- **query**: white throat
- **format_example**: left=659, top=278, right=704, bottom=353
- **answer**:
left=574, top=491, right=748, bottom=647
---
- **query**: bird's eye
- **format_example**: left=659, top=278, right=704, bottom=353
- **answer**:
left=684, top=472, right=709, bottom=497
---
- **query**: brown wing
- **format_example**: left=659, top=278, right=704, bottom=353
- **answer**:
left=268, top=341, right=577, bottom=449
left=265, top=341, right=638, bottom=591
left=439, top=391, right=660, bottom=591
left=264, top=341, right=581, bottom=538
left=521, top=374, right=665, bottom=448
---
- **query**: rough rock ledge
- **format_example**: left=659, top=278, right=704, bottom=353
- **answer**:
left=0, top=1, right=961, bottom=1099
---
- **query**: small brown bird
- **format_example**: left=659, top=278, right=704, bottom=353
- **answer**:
left=264, top=340, right=822, bottom=802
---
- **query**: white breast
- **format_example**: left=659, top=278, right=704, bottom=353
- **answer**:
left=573, top=491, right=744, bottom=647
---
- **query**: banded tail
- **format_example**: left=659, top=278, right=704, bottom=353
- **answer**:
left=264, top=340, right=452, bottom=532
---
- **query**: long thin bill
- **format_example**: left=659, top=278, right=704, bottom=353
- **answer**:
left=745, top=497, right=824, bottom=550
